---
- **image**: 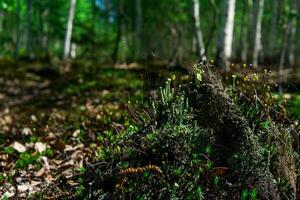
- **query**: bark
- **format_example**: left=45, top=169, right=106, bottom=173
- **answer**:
left=63, top=0, right=77, bottom=60
left=278, top=0, right=296, bottom=94
left=26, top=0, right=32, bottom=57
left=187, top=61, right=280, bottom=199
left=0, top=11, right=3, bottom=49
left=134, top=0, right=142, bottom=59
left=0, top=11, right=2, bottom=33
left=203, top=0, right=217, bottom=57
left=252, top=0, right=264, bottom=68
left=39, top=8, right=49, bottom=56
left=90, top=0, right=96, bottom=60
left=168, top=25, right=183, bottom=67
left=216, top=0, right=236, bottom=70
left=112, top=0, right=124, bottom=64
left=14, top=0, right=21, bottom=59
left=288, top=0, right=298, bottom=66
left=239, top=0, right=250, bottom=63
left=266, top=0, right=279, bottom=59
left=193, top=0, right=205, bottom=60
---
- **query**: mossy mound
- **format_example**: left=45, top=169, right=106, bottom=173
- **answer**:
left=83, top=62, right=298, bottom=199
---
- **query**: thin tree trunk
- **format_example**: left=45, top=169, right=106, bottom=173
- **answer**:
left=40, top=8, right=49, bottom=57
left=203, top=0, right=217, bottom=57
left=278, top=21, right=290, bottom=93
left=216, top=0, right=236, bottom=70
left=112, top=0, right=124, bottom=65
left=134, top=0, right=142, bottom=60
left=193, top=0, right=205, bottom=60
left=91, top=0, right=96, bottom=61
left=14, top=0, right=21, bottom=59
left=26, top=0, right=32, bottom=57
left=266, top=0, right=279, bottom=59
left=240, top=0, right=250, bottom=63
left=63, top=0, right=77, bottom=60
left=252, top=0, right=264, bottom=68
left=0, top=11, right=3, bottom=50
left=288, top=0, right=298, bottom=66
left=0, top=11, right=2, bottom=33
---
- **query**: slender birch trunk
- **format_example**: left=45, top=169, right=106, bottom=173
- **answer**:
left=63, top=0, right=77, bottom=60
left=252, top=0, right=264, bottom=68
left=216, top=0, right=236, bottom=70
left=193, top=0, right=205, bottom=60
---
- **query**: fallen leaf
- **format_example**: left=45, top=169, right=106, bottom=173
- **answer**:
left=30, top=180, right=42, bottom=187
left=73, top=129, right=80, bottom=137
left=22, top=128, right=32, bottom=136
left=44, top=174, right=52, bottom=183
left=52, top=159, right=64, bottom=165
left=40, top=156, right=50, bottom=171
left=2, top=191, right=14, bottom=198
left=34, top=167, right=45, bottom=177
left=17, top=183, right=29, bottom=192
left=34, top=142, right=46, bottom=153
left=12, top=141, right=26, bottom=153
left=67, top=180, right=79, bottom=187
left=31, top=115, right=37, bottom=122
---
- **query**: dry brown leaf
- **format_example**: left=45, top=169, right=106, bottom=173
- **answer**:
left=11, top=141, right=26, bottom=153
left=34, top=142, right=47, bottom=153
left=17, top=183, right=30, bottom=192
left=52, top=159, right=64, bottom=165
left=44, top=174, right=53, bottom=183
left=22, top=128, right=32, bottom=136
left=2, top=191, right=14, bottom=198
left=73, top=129, right=80, bottom=137
left=34, top=167, right=45, bottom=177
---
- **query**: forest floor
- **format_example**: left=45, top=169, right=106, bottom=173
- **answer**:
left=0, top=61, right=299, bottom=199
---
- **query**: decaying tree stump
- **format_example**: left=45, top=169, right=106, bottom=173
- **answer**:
left=187, top=61, right=280, bottom=199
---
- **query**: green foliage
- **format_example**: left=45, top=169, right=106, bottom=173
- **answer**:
left=3, top=146, right=14, bottom=155
left=0, top=172, right=4, bottom=183
left=2, top=195, right=8, bottom=200
left=88, top=78, right=219, bottom=199
left=226, top=67, right=298, bottom=198
left=16, top=152, right=39, bottom=169
left=76, top=184, right=85, bottom=198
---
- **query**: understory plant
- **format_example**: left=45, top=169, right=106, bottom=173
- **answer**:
left=81, top=62, right=299, bottom=199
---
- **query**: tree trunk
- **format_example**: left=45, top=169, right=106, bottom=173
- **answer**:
left=112, top=0, right=124, bottom=65
left=0, top=11, right=2, bottom=33
left=14, top=0, right=21, bottom=59
left=288, top=0, right=298, bottom=66
left=134, top=0, right=142, bottom=60
left=0, top=11, right=3, bottom=51
left=90, top=0, right=96, bottom=61
left=63, top=0, right=77, bottom=60
left=216, top=0, right=236, bottom=70
left=266, top=0, right=279, bottom=59
left=278, top=23, right=289, bottom=94
left=193, top=0, right=205, bottom=60
left=239, top=0, right=250, bottom=63
left=252, top=0, right=264, bottom=68
left=26, top=0, right=32, bottom=57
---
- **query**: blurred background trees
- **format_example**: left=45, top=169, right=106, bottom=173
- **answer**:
left=0, top=0, right=299, bottom=68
